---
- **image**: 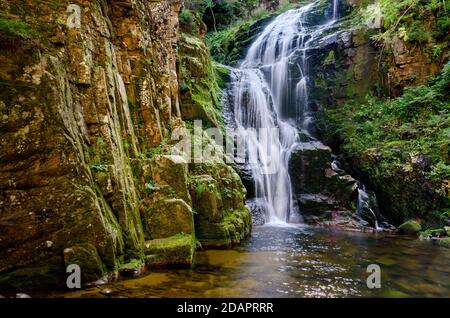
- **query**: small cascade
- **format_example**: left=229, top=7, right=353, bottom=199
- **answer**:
left=356, top=182, right=394, bottom=230
left=357, top=183, right=381, bottom=230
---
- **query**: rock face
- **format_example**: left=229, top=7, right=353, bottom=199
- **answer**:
left=288, top=142, right=358, bottom=225
left=0, top=0, right=250, bottom=289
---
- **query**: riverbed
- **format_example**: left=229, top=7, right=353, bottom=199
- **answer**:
left=43, top=225, right=450, bottom=298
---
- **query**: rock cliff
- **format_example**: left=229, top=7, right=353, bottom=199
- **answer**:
left=0, top=0, right=250, bottom=290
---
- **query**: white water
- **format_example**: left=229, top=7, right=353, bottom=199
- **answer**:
left=229, top=1, right=340, bottom=223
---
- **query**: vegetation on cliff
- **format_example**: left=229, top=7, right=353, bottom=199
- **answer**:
left=322, top=61, right=450, bottom=228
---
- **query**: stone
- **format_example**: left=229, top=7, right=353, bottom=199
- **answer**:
left=195, top=208, right=252, bottom=248
left=445, top=226, right=450, bottom=237
left=398, top=220, right=422, bottom=235
left=438, top=237, right=450, bottom=248
left=410, top=153, right=432, bottom=172
left=150, top=155, right=191, bottom=204
left=118, top=259, right=145, bottom=278
left=142, top=198, right=194, bottom=240
left=289, top=142, right=332, bottom=194
left=0, top=0, right=186, bottom=289
left=145, top=234, right=195, bottom=266
left=63, top=244, right=106, bottom=283
left=298, top=194, right=336, bottom=219
left=190, top=175, right=223, bottom=223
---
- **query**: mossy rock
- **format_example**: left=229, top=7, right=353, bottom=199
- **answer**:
left=196, top=208, right=252, bottom=248
left=63, top=244, right=106, bottom=283
left=142, top=198, right=194, bottom=240
left=438, top=237, right=450, bottom=248
left=149, top=155, right=191, bottom=204
left=144, top=234, right=195, bottom=266
left=118, top=259, right=145, bottom=277
left=0, top=263, right=63, bottom=290
left=398, top=220, right=422, bottom=235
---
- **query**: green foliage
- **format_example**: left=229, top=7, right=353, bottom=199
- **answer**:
left=91, top=163, right=108, bottom=174
left=195, top=182, right=206, bottom=196
left=433, top=15, right=450, bottom=39
left=365, top=0, right=450, bottom=62
left=180, top=9, right=199, bottom=35
left=144, top=180, right=157, bottom=194
left=406, top=21, right=430, bottom=44
left=186, top=0, right=263, bottom=31
left=322, top=61, right=450, bottom=213
left=0, top=18, right=33, bottom=40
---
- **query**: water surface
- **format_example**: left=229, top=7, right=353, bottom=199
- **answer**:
left=52, top=225, right=450, bottom=298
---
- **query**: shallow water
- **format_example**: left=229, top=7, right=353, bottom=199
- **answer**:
left=47, top=226, right=450, bottom=298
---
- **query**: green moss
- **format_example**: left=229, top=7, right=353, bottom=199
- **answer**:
left=0, top=17, right=33, bottom=40
left=438, top=237, right=450, bottom=248
left=178, top=32, right=224, bottom=128
left=118, top=258, right=144, bottom=271
left=0, top=264, right=64, bottom=290
left=398, top=220, right=422, bottom=235
left=144, top=234, right=195, bottom=266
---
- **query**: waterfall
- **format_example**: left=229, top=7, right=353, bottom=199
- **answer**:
left=227, top=1, right=340, bottom=223
left=333, top=0, right=339, bottom=21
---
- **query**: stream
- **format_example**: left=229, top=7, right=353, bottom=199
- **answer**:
left=41, top=225, right=450, bottom=298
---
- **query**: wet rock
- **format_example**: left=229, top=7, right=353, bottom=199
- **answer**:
left=145, top=234, right=195, bottom=266
left=398, top=220, right=422, bottom=235
left=118, top=260, right=145, bottom=278
left=410, top=154, right=432, bottom=172
left=299, top=194, right=337, bottom=215
left=247, top=199, right=268, bottom=226
left=438, top=237, right=450, bottom=248
left=142, top=198, right=194, bottom=240
left=190, top=175, right=223, bottom=223
left=188, top=160, right=251, bottom=247
left=63, top=244, right=106, bottom=283
left=150, top=155, right=191, bottom=204
left=289, top=142, right=332, bottom=194
left=99, top=289, right=119, bottom=297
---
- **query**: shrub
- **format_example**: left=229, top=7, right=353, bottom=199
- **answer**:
left=406, top=21, right=430, bottom=45
left=179, top=9, right=198, bottom=34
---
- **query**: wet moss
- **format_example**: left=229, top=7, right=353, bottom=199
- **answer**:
left=144, top=234, right=195, bottom=266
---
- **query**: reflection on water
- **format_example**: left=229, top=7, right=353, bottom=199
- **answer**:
left=49, top=226, right=450, bottom=298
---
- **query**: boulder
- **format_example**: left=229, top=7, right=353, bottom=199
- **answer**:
left=142, top=198, right=194, bottom=240
left=289, top=141, right=333, bottom=194
left=63, top=244, right=106, bottom=283
left=145, top=234, right=195, bottom=266
left=398, top=220, right=422, bottom=235
left=438, top=237, right=450, bottom=248
left=189, top=175, right=223, bottom=223
left=150, top=155, right=191, bottom=204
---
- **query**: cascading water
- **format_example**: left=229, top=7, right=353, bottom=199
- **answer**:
left=227, top=1, right=340, bottom=224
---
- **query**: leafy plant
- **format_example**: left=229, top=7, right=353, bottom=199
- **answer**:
left=144, top=180, right=157, bottom=194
